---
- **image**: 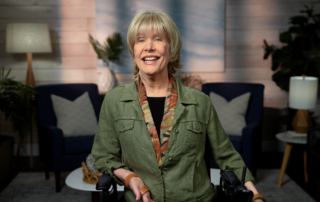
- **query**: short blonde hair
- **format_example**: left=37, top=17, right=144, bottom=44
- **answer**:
left=127, top=11, right=182, bottom=75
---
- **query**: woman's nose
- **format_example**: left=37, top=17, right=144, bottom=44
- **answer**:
left=144, top=39, right=154, bottom=51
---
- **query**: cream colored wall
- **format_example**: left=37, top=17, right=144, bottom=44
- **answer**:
left=0, top=0, right=319, bottom=155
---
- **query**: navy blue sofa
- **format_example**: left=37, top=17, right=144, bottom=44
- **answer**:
left=35, top=83, right=100, bottom=192
left=202, top=83, right=264, bottom=176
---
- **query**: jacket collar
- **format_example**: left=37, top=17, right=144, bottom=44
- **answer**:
left=119, top=76, right=198, bottom=105
left=119, top=79, right=138, bottom=101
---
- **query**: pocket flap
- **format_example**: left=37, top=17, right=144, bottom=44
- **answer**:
left=117, top=120, right=134, bottom=132
left=186, top=121, right=202, bottom=134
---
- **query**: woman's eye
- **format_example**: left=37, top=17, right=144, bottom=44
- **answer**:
left=155, top=38, right=162, bottom=41
left=138, top=39, right=144, bottom=42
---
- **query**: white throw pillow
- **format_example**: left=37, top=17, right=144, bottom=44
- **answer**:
left=209, top=92, right=251, bottom=136
left=51, top=92, right=98, bottom=138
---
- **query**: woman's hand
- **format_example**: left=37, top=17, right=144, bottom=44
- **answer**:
left=113, top=168, right=154, bottom=202
left=129, top=176, right=154, bottom=202
left=244, top=181, right=267, bottom=202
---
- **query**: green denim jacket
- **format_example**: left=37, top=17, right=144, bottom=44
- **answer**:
left=92, top=77, right=254, bottom=202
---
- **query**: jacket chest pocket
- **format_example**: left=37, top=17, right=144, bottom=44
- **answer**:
left=184, top=121, right=203, bottom=150
left=116, top=119, right=134, bottom=150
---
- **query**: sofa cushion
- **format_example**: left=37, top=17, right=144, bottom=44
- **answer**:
left=64, top=135, right=94, bottom=155
left=210, top=92, right=250, bottom=136
left=51, top=91, right=98, bottom=138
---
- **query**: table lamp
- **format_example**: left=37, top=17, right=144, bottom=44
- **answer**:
left=6, top=23, right=52, bottom=87
left=289, top=76, right=318, bottom=134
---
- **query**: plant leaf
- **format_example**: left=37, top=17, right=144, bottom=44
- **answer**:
left=279, top=31, right=292, bottom=44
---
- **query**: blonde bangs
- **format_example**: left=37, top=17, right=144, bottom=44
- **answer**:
left=138, top=16, right=166, bottom=39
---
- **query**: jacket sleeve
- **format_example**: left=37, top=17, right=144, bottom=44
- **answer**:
left=205, top=97, right=255, bottom=184
left=92, top=93, right=129, bottom=185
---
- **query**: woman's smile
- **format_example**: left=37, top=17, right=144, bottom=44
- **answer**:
left=141, top=55, right=160, bottom=65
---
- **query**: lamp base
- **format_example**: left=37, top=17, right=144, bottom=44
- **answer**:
left=26, top=53, right=36, bottom=88
left=292, top=109, right=312, bottom=134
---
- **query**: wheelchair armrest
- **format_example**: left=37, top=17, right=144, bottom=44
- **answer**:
left=96, top=173, right=114, bottom=191
left=220, top=170, right=240, bottom=187
left=219, top=167, right=253, bottom=202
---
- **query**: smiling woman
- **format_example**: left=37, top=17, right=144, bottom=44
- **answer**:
left=92, top=10, right=266, bottom=202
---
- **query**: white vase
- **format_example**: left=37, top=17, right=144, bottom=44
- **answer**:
left=99, top=67, right=115, bottom=93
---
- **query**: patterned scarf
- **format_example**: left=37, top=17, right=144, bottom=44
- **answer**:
left=135, top=75, right=178, bottom=166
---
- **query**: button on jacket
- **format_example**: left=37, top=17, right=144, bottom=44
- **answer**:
left=92, top=77, right=254, bottom=202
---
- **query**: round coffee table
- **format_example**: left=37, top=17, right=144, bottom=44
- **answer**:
left=276, top=132, right=307, bottom=187
left=66, top=167, right=101, bottom=202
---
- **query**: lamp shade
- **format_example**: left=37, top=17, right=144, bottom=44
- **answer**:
left=289, top=76, right=318, bottom=110
left=6, top=23, right=52, bottom=53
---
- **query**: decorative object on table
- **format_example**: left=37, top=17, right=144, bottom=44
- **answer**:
left=98, top=67, right=115, bottom=93
left=262, top=5, right=320, bottom=92
left=35, top=83, right=100, bottom=192
left=289, top=76, right=318, bottom=134
left=85, top=153, right=99, bottom=173
left=89, top=33, right=123, bottom=92
left=180, top=74, right=203, bottom=91
left=287, top=130, right=309, bottom=138
left=6, top=23, right=52, bottom=168
left=82, top=162, right=102, bottom=184
left=0, top=68, right=37, bottom=174
left=175, top=71, right=203, bottom=91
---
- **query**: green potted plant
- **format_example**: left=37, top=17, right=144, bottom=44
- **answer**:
left=263, top=5, right=320, bottom=92
left=89, top=33, right=123, bottom=91
left=0, top=68, right=37, bottom=180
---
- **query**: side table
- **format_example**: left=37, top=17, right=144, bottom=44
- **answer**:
left=276, top=132, right=308, bottom=187
left=66, top=167, right=101, bottom=202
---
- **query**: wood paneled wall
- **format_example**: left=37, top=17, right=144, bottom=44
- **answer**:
left=1, top=0, right=319, bottom=154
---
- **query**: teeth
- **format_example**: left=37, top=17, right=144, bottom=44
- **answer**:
left=144, top=57, right=158, bottom=61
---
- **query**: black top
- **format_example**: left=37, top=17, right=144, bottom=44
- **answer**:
left=147, top=97, right=166, bottom=140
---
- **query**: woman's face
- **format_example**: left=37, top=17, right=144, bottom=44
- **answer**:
left=134, top=29, right=170, bottom=78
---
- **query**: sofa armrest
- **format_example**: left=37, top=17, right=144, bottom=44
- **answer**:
left=242, top=122, right=260, bottom=137
left=241, top=122, right=261, bottom=173
left=38, top=124, right=64, bottom=161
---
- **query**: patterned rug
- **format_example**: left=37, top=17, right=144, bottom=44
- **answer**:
left=0, top=169, right=315, bottom=202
